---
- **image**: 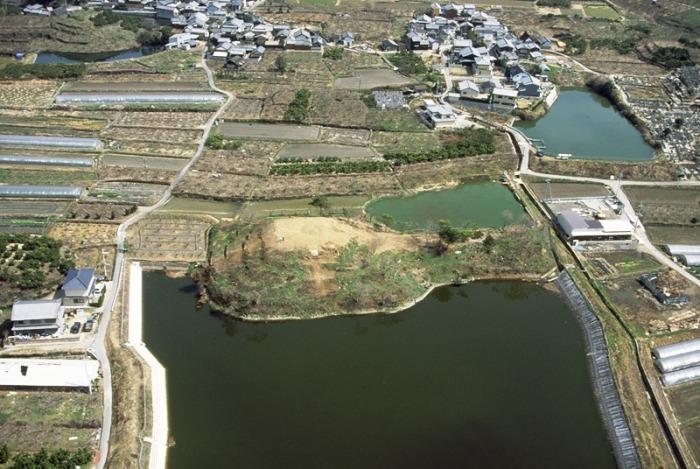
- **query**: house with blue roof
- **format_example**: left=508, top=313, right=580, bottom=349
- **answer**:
left=61, top=268, right=96, bottom=306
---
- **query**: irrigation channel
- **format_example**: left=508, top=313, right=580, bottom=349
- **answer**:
left=143, top=273, right=621, bottom=469
left=514, top=89, right=654, bottom=161
left=365, top=182, right=526, bottom=231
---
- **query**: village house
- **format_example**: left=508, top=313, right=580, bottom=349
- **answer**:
left=61, top=268, right=97, bottom=306
left=421, top=99, right=457, bottom=128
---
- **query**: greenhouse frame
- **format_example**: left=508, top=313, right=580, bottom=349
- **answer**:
left=655, top=350, right=700, bottom=373
left=56, top=92, right=225, bottom=105
left=661, top=366, right=700, bottom=387
left=0, top=135, right=103, bottom=150
left=653, top=338, right=700, bottom=387
left=0, top=154, right=93, bottom=167
left=653, top=338, right=700, bottom=360
left=0, top=185, right=83, bottom=199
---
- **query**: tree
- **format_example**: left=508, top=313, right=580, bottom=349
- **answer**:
left=482, top=234, right=495, bottom=254
left=275, top=55, right=287, bottom=73
left=309, top=195, right=329, bottom=211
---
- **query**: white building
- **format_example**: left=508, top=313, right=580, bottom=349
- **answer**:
left=0, top=359, right=99, bottom=393
left=421, top=99, right=457, bottom=129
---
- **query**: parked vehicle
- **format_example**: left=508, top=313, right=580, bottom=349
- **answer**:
left=70, top=322, right=81, bottom=334
left=83, top=319, right=95, bottom=332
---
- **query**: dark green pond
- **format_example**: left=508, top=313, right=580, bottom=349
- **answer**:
left=143, top=273, right=616, bottom=469
left=514, top=89, right=654, bottom=161
left=365, top=182, right=526, bottom=231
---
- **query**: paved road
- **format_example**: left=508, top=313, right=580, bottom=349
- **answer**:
left=93, top=46, right=234, bottom=469
left=505, top=126, right=700, bottom=289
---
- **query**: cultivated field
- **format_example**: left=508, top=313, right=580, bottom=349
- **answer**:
left=626, top=186, right=700, bottom=226
left=0, top=200, right=69, bottom=217
left=276, top=143, right=377, bottom=160
left=126, top=215, right=211, bottom=262
left=216, top=122, right=320, bottom=140
left=101, top=154, right=188, bottom=171
left=0, top=81, right=61, bottom=109
left=86, top=181, right=167, bottom=205
left=333, top=69, right=414, bottom=90
left=0, top=390, right=101, bottom=454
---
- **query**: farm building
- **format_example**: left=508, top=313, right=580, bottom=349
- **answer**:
left=653, top=338, right=700, bottom=386
left=639, top=272, right=689, bottom=306
left=0, top=185, right=83, bottom=199
left=11, top=299, right=62, bottom=334
left=555, top=210, right=633, bottom=242
left=0, top=154, right=93, bottom=168
left=61, top=268, right=97, bottom=306
left=56, top=92, right=225, bottom=105
left=0, top=135, right=103, bottom=150
left=0, top=358, right=99, bottom=392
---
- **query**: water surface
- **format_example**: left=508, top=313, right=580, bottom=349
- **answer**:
left=515, top=89, right=653, bottom=160
left=365, top=182, right=526, bottom=230
left=143, top=273, right=616, bottom=469
left=34, top=47, right=160, bottom=64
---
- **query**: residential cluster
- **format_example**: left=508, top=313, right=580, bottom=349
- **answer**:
left=8, top=267, right=102, bottom=341
left=405, top=2, right=555, bottom=111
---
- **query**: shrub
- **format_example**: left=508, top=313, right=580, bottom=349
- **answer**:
left=537, top=0, right=571, bottom=7
left=206, top=133, right=242, bottom=150
left=0, top=444, right=8, bottom=464
left=284, top=89, right=311, bottom=122
left=323, top=47, right=344, bottom=60
left=651, top=47, right=693, bottom=69
left=387, top=51, right=428, bottom=75
left=383, top=128, right=495, bottom=165
left=10, top=447, right=92, bottom=469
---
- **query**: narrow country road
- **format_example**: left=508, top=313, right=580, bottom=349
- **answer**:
left=91, top=45, right=234, bottom=469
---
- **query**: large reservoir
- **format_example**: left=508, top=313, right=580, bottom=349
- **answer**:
left=515, top=89, right=654, bottom=161
left=143, top=273, right=616, bottom=469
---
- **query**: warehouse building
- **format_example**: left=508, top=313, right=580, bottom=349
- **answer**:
left=11, top=299, right=62, bottom=335
left=555, top=210, right=634, bottom=242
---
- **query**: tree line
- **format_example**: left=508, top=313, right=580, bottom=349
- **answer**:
left=270, top=160, right=391, bottom=175
left=383, top=128, right=495, bottom=165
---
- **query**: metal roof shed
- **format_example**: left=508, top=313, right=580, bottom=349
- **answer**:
left=0, top=185, right=83, bottom=199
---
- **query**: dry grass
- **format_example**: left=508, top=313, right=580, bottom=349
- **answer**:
left=0, top=81, right=60, bottom=109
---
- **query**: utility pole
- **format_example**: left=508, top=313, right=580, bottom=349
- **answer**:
left=101, top=249, right=110, bottom=279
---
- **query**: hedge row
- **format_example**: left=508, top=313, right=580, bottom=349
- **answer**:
left=270, top=160, right=391, bottom=175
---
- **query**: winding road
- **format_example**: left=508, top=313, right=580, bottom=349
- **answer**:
left=91, top=45, right=234, bottom=469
